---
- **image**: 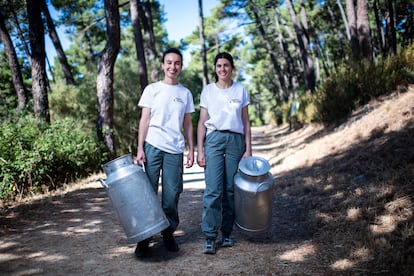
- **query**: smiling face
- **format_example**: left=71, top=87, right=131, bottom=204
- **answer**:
left=162, top=53, right=182, bottom=82
left=215, top=57, right=233, bottom=82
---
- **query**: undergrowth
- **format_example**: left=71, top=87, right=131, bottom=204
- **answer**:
left=0, top=113, right=106, bottom=201
left=313, top=43, right=414, bottom=125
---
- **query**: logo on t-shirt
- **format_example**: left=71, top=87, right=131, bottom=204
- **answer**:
left=230, top=99, right=241, bottom=104
left=173, top=97, right=184, bottom=104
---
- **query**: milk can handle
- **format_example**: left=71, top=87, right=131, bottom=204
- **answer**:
left=255, top=175, right=275, bottom=193
left=98, top=178, right=108, bottom=188
left=133, top=160, right=146, bottom=173
left=255, top=182, right=267, bottom=193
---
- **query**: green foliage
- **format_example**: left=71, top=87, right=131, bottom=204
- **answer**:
left=297, top=95, right=317, bottom=125
left=49, top=78, right=96, bottom=127
left=0, top=51, right=31, bottom=116
left=313, top=67, right=359, bottom=124
left=0, top=113, right=105, bottom=200
left=0, top=52, right=17, bottom=116
left=314, top=44, right=414, bottom=125
left=113, top=54, right=141, bottom=155
left=401, top=43, right=414, bottom=79
left=273, top=91, right=316, bottom=128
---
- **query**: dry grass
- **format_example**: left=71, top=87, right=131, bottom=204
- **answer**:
left=0, top=174, right=102, bottom=210
left=255, top=86, right=414, bottom=274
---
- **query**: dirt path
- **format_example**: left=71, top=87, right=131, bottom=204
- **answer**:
left=0, top=127, right=322, bottom=276
left=1, top=88, right=413, bottom=275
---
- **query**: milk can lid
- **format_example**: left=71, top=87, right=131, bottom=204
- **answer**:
left=238, top=156, right=270, bottom=176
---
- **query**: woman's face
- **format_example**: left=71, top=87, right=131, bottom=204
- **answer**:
left=162, top=53, right=182, bottom=80
left=215, top=58, right=233, bottom=81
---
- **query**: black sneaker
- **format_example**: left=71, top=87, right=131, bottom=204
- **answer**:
left=134, top=238, right=150, bottom=258
left=163, top=234, right=179, bottom=252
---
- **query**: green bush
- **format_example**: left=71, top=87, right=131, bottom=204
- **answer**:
left=313, top=66, right=360, bottom=124
left=314, top=44, right=414, bottom=125
left=282, top=92, right=317, bottom=128
left=0, top=114, right=104, bottom=200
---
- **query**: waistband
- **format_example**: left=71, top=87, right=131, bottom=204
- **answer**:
left=216, top=129, right=242, bottom=135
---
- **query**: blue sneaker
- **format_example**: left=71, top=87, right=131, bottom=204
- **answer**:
left=203, top=238, right=216, bottom=254
left=221, top=236, right=234, bottom=247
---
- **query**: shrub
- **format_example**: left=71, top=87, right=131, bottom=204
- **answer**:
left=284, top=92, right=318, bottom=127
left=313, top=66, right=360, bottom=124
left=314, top=43, right=414, bottom=125
left=0, top=114, right=104, bottom=200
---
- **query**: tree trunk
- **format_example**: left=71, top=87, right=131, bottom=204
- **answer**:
left=337, top=0, right=350, bottom=40
left=27, top=0, right=50, bottom=123
left=345, top=0, right=359, bottom=60
left=97, top=0, right=121, bottom=157
left=385, top=0, right=397, bottom=56
left=198, top=0, right=209, bottom=86
left=9, top=2, right=31, bottom=60
left=249, top=2, right=288, bottom=102
left=142, top=0, right=156, bottom=56
left=140, top=0, right=158, bottom=80
left=130, top=0, right=148, bottom=91
left=0, top=8, right=27, bottom=110
left=373, top=0, right=386, bottom=55
left=299, top=0, right=316, bottom=90
left=40, top=0, right=75, bottom=85
left=308, top=20, right=323, bottom=81
left=276, top=8, right=302, bottom=71
left=285, top=0, right=315, bottom=92
left=327, top=2, right=346, bottom=59
left=357, top=0, right=373, bottom=60
left=275, top=8, right=298, bottom=92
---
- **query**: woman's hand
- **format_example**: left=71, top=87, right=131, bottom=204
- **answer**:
left=186, top=151, right=194, bottom=168
left=136, top=149, right=146, bottom=165
left=197, top=151, right=206, bottom=168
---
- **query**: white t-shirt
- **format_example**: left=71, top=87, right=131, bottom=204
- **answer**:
left=200, top=81, right=250, bottom=136
left=138, top=81, right=195, bottom=154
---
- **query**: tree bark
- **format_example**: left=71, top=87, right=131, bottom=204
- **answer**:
left=357, top=0, right=373, bottom=60
left=345, top=0, right=359, bottom=60
left=130, top=0, right=148, bottom=92
left=8, top=2, right=31, bottom=60
left=0, top=8, right=28, bottom=110
left=96, top=0, right=121, bottom=156
left=142, top=0, right=156, bottom=56
left=299, top=0, right=316, bottom=90
left=27, top=0, right=50, bottom=123
left=385, top=0, right=397, bottom=56
left=248, top=1, right=288, bottom=102
left=327, top=2, right=346, bottom=59
left=274, top=8, right=298, bottom=92
left=140, top=0, right=158, bottom=80
left=285, top=0, right=315, bottom=92
left=40, top=0, right=75, bottom=85
left=373, top=0, right=386, bottom=55
left=337, top=0, right=350, bottom=40
left=276, top=8, right=301, bottom=70
left=198, top=0, right=209, bottom=86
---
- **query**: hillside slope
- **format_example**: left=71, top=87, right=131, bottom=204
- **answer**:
left=254, top=86, right=414, bottom=274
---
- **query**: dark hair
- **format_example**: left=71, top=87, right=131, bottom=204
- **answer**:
left=213, top=52, right=234, bottom=82
left=162, top=48, right=183, bottom=63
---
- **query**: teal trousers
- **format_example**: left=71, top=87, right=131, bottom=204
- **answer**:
left=201, top=131, right=245, bottom=239
left=144, top=142, right=183, bottom=236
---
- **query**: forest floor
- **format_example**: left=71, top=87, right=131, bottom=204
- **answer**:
left=1, top=86, right=413, bottom=275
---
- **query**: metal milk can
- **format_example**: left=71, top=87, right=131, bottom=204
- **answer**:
left=99, top=154, right=169, bottom=243
left=234, top=156, right=274, bottom=234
